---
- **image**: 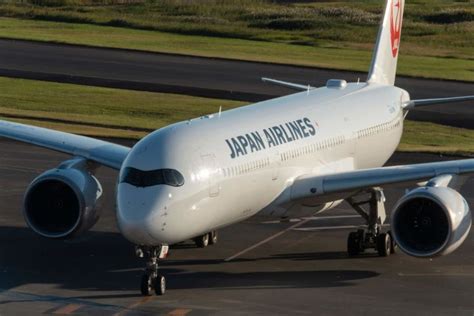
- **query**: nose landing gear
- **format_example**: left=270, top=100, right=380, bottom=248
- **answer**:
left=136, top=245, right=169, bottom=296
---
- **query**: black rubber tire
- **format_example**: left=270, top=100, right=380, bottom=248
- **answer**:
left=154, top=275, right=166, bottom=296
left=388, top=231, right=397, bottom=254
left=377, top=233, right=391, bottom=257
left=347, top=232, right=360, bottom=256
left=356, top=229, right=366, bottom=253
left=209, top=231, right=218, bottom=245
left=194, top=233, right=210, bottom=248
left=140, top=273, right=154, bottom=296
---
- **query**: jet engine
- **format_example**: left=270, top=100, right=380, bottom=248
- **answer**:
left=23, top=158, right=103, bottom=239
left=391, top=186, right=472, bottom=258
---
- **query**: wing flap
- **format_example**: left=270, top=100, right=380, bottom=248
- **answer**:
left=0, top=119, right=130, bottom=170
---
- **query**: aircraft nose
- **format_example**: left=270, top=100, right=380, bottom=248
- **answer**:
left=116, top=184, right=167, bottom=245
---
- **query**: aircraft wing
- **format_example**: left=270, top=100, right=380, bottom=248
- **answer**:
left=0, top=119, right=130, bottom=170
left=277, top=159, right=474, bottom=205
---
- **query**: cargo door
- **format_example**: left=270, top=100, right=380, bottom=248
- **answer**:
left=201, top=154, right=220, bottom=197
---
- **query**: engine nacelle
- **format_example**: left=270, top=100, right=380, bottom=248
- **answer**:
left=391, top=186, right=472, bottom=258
left=23, top=159, right=103, bottom=239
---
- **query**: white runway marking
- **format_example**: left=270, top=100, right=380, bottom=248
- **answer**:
left=261, top=215, right=360, bottom=224
left=304, top=215, right=361, bottom=220
left=228, top=215, right=371, bottom=261
left=224, top=218, right=312, bottom=262
left=293, top=223, right=391, bottom=232
left=398, top=273, right=474, bottom=277
left=293, top=225, right=359, bottom=231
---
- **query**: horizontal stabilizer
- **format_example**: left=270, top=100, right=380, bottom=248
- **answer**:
left=261, top=77, right=314, bottom=91
left=403, top=95, right=474, bottom=110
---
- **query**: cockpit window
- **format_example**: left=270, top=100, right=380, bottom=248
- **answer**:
left=120, top=167, right=184, bottom=187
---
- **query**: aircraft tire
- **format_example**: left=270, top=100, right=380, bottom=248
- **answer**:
left=154, top=275, right=166, bottom=296
left=209, top=231, right=218, bottom=245
left=140, top=273, right=154, bottom=296
left=388, top=231, right=397, bottom=254
left=347, top=232, right=361, bottom=256
left=377, top=233, right=391, bottom=257
left=194, top=233, right=210, bottom=248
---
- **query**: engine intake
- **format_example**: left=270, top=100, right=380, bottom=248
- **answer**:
left=23, top=159, right=103, bottom=239
left=391, top=186, right=471, bottom=258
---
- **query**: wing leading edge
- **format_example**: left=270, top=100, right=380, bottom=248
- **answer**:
left=277, top=159, right=474, bottom=205
left=0, top=120, right=130, bottom=170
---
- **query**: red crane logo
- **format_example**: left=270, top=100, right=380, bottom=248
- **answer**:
left=390, top=0, right=403, bottom=58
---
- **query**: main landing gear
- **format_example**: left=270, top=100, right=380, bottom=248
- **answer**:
left=135, top=245, right=169, bottom=296
left=346, top=188, right=397, bottom=257
left=193, top=230, right=218, bottom=248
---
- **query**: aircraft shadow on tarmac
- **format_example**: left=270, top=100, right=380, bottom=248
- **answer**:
left=165, top=250, right=380, bottom=267
left=0, top=226, right=379, bottom=296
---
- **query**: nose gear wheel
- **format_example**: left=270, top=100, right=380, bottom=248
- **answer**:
left=136, top=245, right=168, bottom=296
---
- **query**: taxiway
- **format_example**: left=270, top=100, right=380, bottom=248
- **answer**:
left=1, top=139, right=473, bottom=315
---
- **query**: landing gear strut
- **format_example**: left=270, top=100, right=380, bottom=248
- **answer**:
left=346, top=188, right=396, bottom=257
left=135, top=245, right=169, bottom=296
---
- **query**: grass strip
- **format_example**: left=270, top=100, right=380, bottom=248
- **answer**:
left=0, top=18, right=472, bottom=82
left=400, top=120, right=474, bottom=156
left=0, top=116, right=146, bottom=139
left=0, top=76, right=244, bottom=131
left=1, top=0, right=472, bottom=60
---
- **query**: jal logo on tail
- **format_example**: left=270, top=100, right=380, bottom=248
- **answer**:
left=390, top=0, right=403, bottom=58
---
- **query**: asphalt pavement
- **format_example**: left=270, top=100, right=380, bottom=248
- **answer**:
left=1, top=139, right=473, bottom=315
left=1, top=38, right=474, bottom=315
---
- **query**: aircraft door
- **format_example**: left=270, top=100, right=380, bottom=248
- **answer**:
left=201, top=154, right=220, bottom=197
left=272, top=151, right=280, bottom=180
left=343, top=117, right=356, bottom=156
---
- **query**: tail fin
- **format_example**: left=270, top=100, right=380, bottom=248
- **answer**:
left=367, top=0, right=405, bottom=85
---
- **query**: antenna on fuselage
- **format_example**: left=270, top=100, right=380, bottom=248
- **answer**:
left=218, top=106, right=222, bottom=118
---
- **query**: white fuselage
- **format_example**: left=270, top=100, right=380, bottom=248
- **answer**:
left=116, top=82, right=409, bottom=245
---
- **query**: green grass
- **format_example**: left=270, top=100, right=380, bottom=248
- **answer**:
left=0, top=115, right=148, bottom=139
left=1, top=0, right=472, bottom=57
left=400, top=120, right=474, bottom=155
left=0, top=76, right=244, bottom=138
left=0, top=0, right=472, bottom=81
left=0, top=76, right=473, bottom=154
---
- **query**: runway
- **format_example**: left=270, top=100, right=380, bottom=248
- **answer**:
left=0, top=39, right=473, bottom=128
left=1, top=138, right=474, bottom=315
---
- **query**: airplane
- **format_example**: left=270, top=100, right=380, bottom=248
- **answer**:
left=1, top=0, right=474, bottom=296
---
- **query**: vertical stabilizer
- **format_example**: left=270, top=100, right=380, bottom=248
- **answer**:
left=367, top=0, right=405, bottom=85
